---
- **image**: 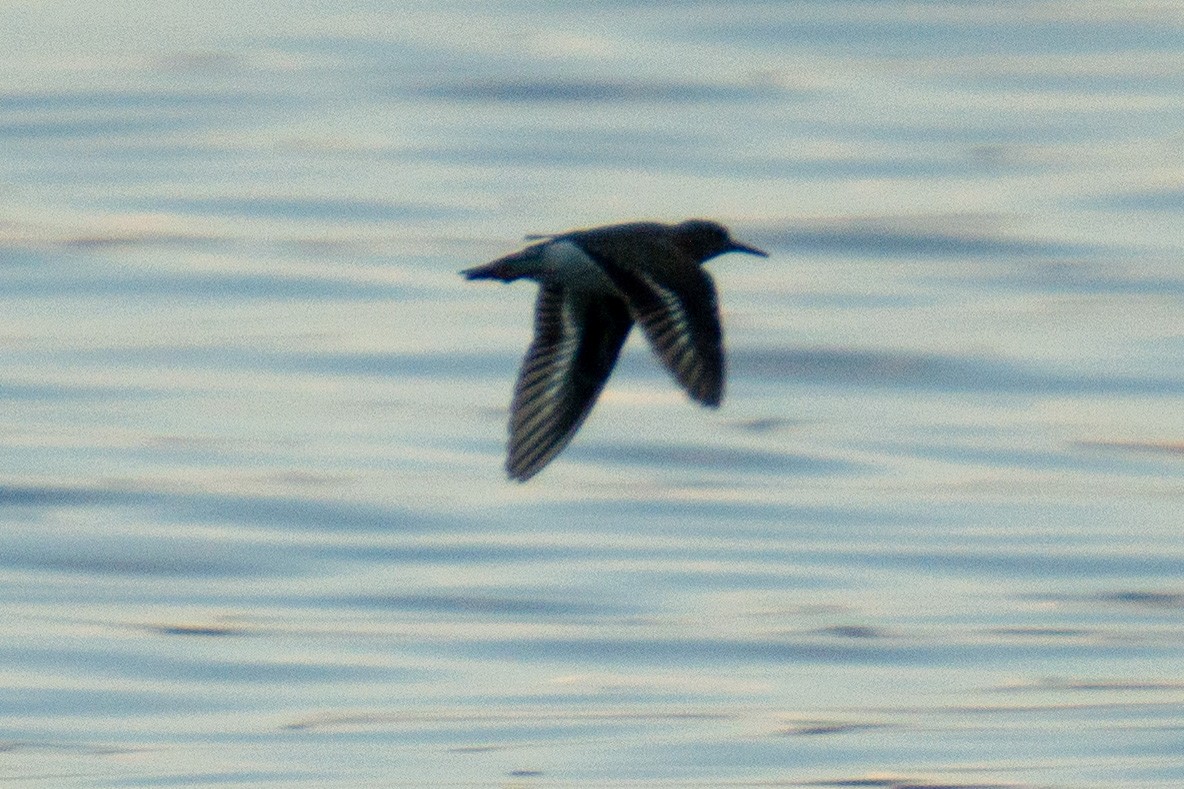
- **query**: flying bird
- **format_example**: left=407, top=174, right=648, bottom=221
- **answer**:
left=462, top=219, right=767, bottom=481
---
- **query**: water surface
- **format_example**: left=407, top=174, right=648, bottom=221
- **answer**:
left=2, top=1, right=1183, bottom=786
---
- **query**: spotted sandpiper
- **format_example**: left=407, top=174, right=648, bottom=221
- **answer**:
left=462, top=219, right=767, bottom=481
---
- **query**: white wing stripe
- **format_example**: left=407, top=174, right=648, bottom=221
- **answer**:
left=511, top=295, right=581, bottom=466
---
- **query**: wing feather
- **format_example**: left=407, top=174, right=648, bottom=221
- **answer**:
left=582, top=255, right=724, bottom=407
left=506, top=286, right=633, bottom=481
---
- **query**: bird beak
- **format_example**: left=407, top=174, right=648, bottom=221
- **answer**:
left=728, top=240, right=769, bottom=257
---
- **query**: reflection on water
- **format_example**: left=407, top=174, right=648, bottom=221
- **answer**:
left=2, top=0, right=1184, bottom=786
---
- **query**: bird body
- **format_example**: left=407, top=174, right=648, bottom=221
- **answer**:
left=463, top=219, right=767, bottom=481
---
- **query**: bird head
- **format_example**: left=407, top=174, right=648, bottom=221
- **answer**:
left=674, top=219, right=768, bottom=262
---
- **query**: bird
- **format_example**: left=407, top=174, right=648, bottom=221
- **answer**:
left=462, top=219, right=768, bottom=482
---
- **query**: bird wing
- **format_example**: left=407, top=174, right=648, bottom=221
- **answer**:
left=507, top=284, right=633, bottom=481
left=585, top=254, right=724, bottom=408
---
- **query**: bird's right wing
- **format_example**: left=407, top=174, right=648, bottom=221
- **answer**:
left=507, top=285, right=633, bottom=481
left=585, top=255, right=725, bottom=408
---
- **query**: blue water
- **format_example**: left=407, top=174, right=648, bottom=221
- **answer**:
left=3, top=1, right=1183, bottom=786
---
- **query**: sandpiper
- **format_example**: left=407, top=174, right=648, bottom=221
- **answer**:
left=462, top=219, right=767, bottom=481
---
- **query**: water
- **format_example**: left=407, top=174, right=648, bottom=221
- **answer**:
left=2, top=1, right=1183, bottom=786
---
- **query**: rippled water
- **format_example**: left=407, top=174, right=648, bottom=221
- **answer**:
left=3, top=1, right=1184, bottom=786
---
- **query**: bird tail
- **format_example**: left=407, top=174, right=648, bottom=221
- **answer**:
left=460, top=260, right=515, bottom=281
left=460, top=247, right=543, bottom=282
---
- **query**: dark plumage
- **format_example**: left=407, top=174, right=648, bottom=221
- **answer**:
left=462, top=219, right=767, bottom=481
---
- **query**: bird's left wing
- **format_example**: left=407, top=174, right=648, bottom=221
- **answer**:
left=506, top=285, right=633, bottom=481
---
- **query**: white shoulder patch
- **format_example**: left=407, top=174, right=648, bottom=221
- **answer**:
left=542, top=241, right=615, bottom=293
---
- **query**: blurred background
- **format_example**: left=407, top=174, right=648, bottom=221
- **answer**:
left=2, top=1, right=1183, bottom=786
